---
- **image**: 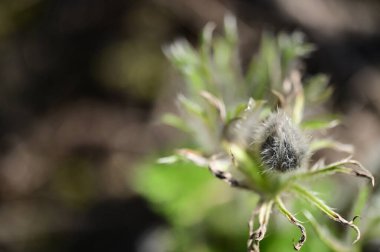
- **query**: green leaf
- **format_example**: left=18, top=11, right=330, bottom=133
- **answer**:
left=303, top=211, right=351, bottom=252
left=164, top=39, right=199, bottom=71
left=133, top=159, right=220, bottom=227
left=304, top=74, right=332, bottom=104
left=200, top=91, right=227, bottom=121
left=309, top=139, right=354, bottom=154
left=278, top=32, right=314, bottom=74
left=291, top=184, right=361, bottom=244
left=224, top=14, right=238, bottom=45
left=176, top=148, right=209, bottom=167
left=230, top=101, right=248, bottom=120
left=292, top=84, right=304, bottom=124
left=246, top=33, right=277, bottom=99
left=214, top=38, right=232, bottom=72
left=164, top=39, right=206, bottom=94
left=161, top=113, right=190, bottom=132
left=301, top=117, right=340, bottom=131
left=178, top=94, right=205, bottom=118
left=289, top=158, right=374, bottom=186
left=275, top=197, right=306, bottom=251
left=229, top=144, right=265, bottom=190
left=347, top=186, right=370, bottom=242
left=201, top=22, right=215, bottom=52
left=157, top=155, right=181, bottom=164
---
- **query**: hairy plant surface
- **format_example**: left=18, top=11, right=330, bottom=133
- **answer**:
left=134, top=15, right=374, bottom=252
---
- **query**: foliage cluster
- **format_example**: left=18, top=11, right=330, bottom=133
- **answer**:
left=133, top=15, right=375, bottom=252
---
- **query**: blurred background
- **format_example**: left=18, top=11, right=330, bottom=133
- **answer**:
left=0, top=0, right=380, bottom=251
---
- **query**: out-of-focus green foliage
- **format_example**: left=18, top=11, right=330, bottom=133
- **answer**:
left=134, top=159, right=260, bottom=252
left=134, top=161, right=219, bottom=227
left=132, top=15, right=374, bottom=252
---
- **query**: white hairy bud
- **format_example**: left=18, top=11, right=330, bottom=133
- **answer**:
left=253, top=111, right=308, bottom=172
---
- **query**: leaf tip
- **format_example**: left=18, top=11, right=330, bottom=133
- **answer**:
left=348, top=219, right=361, bottom=244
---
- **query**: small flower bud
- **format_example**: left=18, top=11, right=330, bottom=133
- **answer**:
left=253, top=111, right=308, bottom=172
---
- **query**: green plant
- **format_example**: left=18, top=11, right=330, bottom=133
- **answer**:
left=134, top=15, right=374, bottom=252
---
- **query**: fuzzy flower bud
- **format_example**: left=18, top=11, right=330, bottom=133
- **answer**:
left=253, top=111, right=308, bottom=172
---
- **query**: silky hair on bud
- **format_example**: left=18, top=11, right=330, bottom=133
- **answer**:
left=253, top=111, right=308, bottom=172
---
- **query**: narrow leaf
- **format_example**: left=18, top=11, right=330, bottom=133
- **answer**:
left=201, top=22, right=215, bottom=51
left=304, top=74, right=332, bottom=104
left=208, top=153, right=248, bottom=189
left=310, top=139, right=354, bottom=154
left=161, top=113, right=190, bottom=132
left=200, top=90, right=227, bottom=121
left=290, top=158, right=374, bottom=186
left=301, top=119, right=340, bottom=131
left=275, top=197, right=307, bottom=251
left=346, top=186, right=370, bottom=242
left=177, top=94, right=204, bottom=117
left=303, top=211, right=351, bottom=252
left=247, top=201, right=274, bottom=252
left=290, top=71, right=304, bottom=125
left=157, top=155, right=180, bottom=164
left=229, top=144, right=264, bottom=188
left=224, top=14, right=238, bottom=45
left=291, top=184, right=361, bottom=244
left=176, top=148, right=209, bottom=167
